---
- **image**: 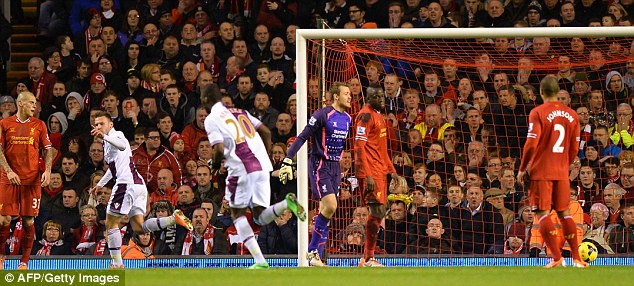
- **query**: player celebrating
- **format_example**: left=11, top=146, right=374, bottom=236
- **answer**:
left=355, top=84, right=398, bottom=267
left=517, top=76, right=587, bottom=268
left=203, top=84, right=306, bottom=269
left=90, top=111, right=193, bottom=269
left=0, top=92, right=56, bottom=270
left=279, top=82, right=352, bottom=267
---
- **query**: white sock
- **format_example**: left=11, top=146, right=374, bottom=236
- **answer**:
left=234, top=216, right=266, bottom=264
left=142, top=216, right=175, bottom=232
left=107, top=228, right=123, bottom=266
left=257, top=200, right=288, bottom=225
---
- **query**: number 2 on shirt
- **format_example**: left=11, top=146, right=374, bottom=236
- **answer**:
left=226, top=114, right=255, bottom=144
left=552, top=124, right=565, bottom=153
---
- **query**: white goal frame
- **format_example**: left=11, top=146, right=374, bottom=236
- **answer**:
left=294, top=26, right=634, bottom=267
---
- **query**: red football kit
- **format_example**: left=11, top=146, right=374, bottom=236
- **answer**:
left=0, top=115, right=52, bottom=216
left=519, top=101, right=580, bottom=212
left=354, top=105, right=396, bottom=205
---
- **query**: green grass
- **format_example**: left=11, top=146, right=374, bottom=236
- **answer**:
left=126, top=266, right=633, bottom=286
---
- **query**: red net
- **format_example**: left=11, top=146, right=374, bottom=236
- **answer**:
left=304, top=35, right=634, bottom=257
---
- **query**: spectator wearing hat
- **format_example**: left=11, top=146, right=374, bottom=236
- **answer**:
left=84, top=73, right=107, bottom=110
left=570, top=72, right=591, bottom=109
left=193, top=6, right=218, bottom=42
left=69, top=0, right=120, bottom=37
left=0, top=95, right=16, bottom=119
left=485, top=188, right=515, bottom=226
left=504, top=223, right=527, bottom=254
left=124, top=68, right=151, bottom=102
left=74, top=8, right=103, bottom=58
left=158, top=9, right=179, bottom=39
left=337, top=222, right=365, bottom=254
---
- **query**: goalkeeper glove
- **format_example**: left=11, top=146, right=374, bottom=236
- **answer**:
left=279, top=158, right=294, bottom=184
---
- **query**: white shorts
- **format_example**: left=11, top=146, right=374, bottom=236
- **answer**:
left=225, top=170, right=271, bottom=208
left=107, top=183, right=148, bottom=217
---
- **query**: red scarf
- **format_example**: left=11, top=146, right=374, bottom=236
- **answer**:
left=94, top=239, right=107, bottom=256
left=197, top=58, right=220, bottom=80
left=503, top=241, right=524, bottom=254
left=181, top=224, right=215, bottom=255
left=141, top=80, right=160, bottom=93
left=225, top=69, right=245, bottom=85
left=43, top=186, right=64, bottom=199
left=36, top=239, right=63, bottom=256
left=84, top=27, right=103, bottom=54
left=7, top=219, right=23, bottom=255
left=80, top=225, right=98, bottom=243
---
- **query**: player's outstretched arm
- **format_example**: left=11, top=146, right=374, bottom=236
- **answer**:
left=103, top=132, right=128, bottom=151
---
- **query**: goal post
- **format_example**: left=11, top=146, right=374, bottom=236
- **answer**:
left=295, top=27, right=634, bottom=267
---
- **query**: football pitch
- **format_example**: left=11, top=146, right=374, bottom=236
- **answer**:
left=126, top=266, right=633, bottom=286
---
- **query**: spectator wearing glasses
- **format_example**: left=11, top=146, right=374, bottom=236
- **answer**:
left=609, top=103, right=634, bottom=149
left=32, top=220, right=72, bottom=256
left=132, top=127, right=183, bottom=192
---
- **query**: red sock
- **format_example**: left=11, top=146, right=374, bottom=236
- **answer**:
left=363, top=215, right=381, bottom=261
left=538, top=214, right=562, bottom=261
left=0, top=224, right=9, bottom=255
left=561, top=216, right=581, bottom=261
left=20, top=224, right=35, bottom=264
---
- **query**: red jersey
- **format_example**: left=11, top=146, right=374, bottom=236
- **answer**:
left=519, top=101, right=580, bottom=180
left=354, top=105, right=396, bottom=179
left=0, top=115, right=52, bottom=185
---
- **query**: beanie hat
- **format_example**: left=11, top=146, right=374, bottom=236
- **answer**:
left=507, top=223, right=526, bottom=241
left=90, top=73, right=107, bottom=86
left=527, top=1, right=542, bottom=15
left=170, top=133, right=183, bottom=149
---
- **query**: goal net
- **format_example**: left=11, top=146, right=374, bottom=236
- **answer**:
left=295, top=27, right=634, bottom=265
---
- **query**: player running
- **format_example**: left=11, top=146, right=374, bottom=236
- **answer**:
left=91, top=111, right=192, bottom=269
left=0, top=92, right=57, bottom=270
left=279, top=82, right=352, bottom=267
left=203, top=84, right=306, bottom=269
left=517, top=76, right=587, bottom=268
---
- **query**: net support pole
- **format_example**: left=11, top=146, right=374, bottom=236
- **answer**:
left=296, top=30, right=309, bottom=268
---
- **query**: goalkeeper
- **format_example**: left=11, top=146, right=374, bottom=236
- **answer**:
left=279, top=82, right=352, bottom=267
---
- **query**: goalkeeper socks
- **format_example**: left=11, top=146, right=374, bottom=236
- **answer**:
left=234, top=216, right=266, bottom=264
left=142, top=216, right=175, bottom=232
left=0, top=224, right=9, bottom=255
left=107, top=228, right=123, bottom=266
left=20, top=224, right=34, bottom=264
left=308, top=213, right=329, bottom=256
left=537, top=214, right=562, bottom=261
left=256, top=200, right=288, bottom=226
left=561, top=215, right=582, bottom=261
left=363, top=215, right=381, bottom=261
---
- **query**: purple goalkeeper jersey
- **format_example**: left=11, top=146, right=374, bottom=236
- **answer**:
left=286, top=106, right=351, bottom=161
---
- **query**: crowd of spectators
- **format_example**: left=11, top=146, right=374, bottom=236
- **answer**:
left=0, top=0, right=633, bottom=258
